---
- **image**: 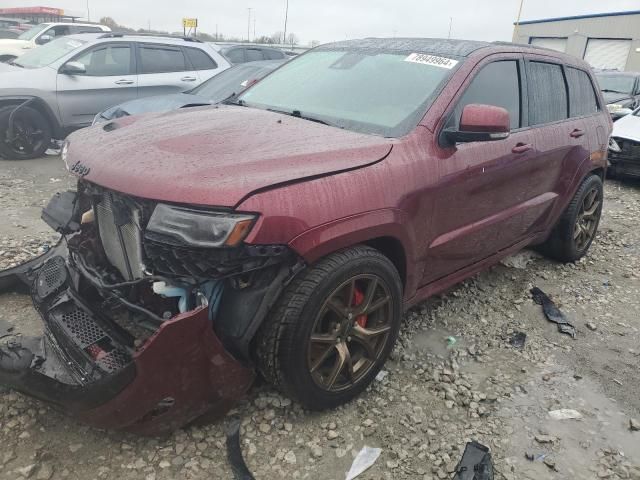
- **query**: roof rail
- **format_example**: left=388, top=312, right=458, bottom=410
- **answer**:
left=98, top=32, right=203, bottom=43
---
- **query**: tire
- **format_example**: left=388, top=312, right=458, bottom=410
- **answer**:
left=539, top=174, right=603, bottom=262
left=254, top=245, right=403, bottom=410
left=0, top=105, right=52, bottom=160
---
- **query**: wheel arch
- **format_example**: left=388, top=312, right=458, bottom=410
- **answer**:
left=288, top=209, right=418, bottom=296
left=0, top=96, right=63, bottom=139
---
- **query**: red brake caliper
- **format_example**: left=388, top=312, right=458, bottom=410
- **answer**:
left=352, top=288, right=368, bottom=328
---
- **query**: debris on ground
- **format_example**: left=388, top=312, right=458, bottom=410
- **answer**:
left=446, top=336, right=457, bottom=348
left=509, top=331, right=527, bottom=349
left=531, top=287, right=576, bottom=338
left=453, top=441, right=494, bottom=480
left=375, top=370, right=388, bottom=382
left=631, top=419, right=640, bottom=432
left=345, top=446, right=382, bottom=480
left=586, top=322, right=598, bottom=331
left=226, top=419, right=255, bottom=480
left=549, top=409, right=583, bottom=420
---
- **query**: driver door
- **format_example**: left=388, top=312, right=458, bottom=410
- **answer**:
left=57, top=42, right=137, bottom=129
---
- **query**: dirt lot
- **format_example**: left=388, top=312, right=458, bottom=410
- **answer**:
left=1, top=155, right=639, bottom=480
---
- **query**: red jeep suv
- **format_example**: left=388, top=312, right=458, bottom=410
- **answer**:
left=0, top=38, right=610, bottom=434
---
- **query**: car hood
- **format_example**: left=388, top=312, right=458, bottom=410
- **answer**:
left=602, top=91, right=633, bottom=105
left=98, top=93, right=213, bottom=122
left=0, top=38, right=29, bottom=50
left=612, top=112, right=640, bottom=142
left=67, top=105, right=394, bottom=207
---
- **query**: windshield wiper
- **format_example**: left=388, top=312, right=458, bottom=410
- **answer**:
left=602, top=89, right=628, bottom=95
left=266, top=108, right=334, bottom=127
left=9, top=60, right=24, bottom=68
left=222, top=94, right=245, bottom=106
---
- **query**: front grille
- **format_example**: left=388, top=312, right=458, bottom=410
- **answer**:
left=612, top=137, right=640, bottom=162
left=95, top=192, right=145, bottom=280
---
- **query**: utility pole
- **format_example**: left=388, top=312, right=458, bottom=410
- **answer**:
left=148, top=19, right=151, bottom=32
left=247, top=8, right=252, bottom=42
left=216, top=23, right=218, bottom=41
left=283, top=0, right=289, bottom=45
left=86, top=0, right=90, bottom=22
left=448, top=17, right=453, bottom=39
left=514, top=0, right=525, bottom=40
left=254, top=17, right=256, bottom=41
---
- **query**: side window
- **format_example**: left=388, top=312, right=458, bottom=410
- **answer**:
left=70, top=25, right=103, bottom=34
left=73, top=44, right=133, bottom=76
left=265, top=49, right=285, bottom=60
left=225, top=48, right=245, bottom=64
left=49, top=26, right=70, bottom=37
left=185, top=47, right=218, bottom=70
left=139, top=44, right=188, bottom=74
left=566, top=67, right=599, bottom=117
left=528, top=61, right=568, bottom=125
left=453, top=60, right=521, bottom=130
left=246, top=49, right=265, bottom=62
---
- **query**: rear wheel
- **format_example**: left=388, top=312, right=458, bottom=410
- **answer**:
left=539, top=174, right=603, bottom=262
left=255, top=246, right=402, bottom=410
left=0, top=105, right=52, bottom=160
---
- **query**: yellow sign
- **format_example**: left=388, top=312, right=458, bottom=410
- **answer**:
left=182, top=18, right=198, bottom=28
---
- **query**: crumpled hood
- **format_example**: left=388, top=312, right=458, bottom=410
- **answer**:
left=97, top=93, right=212, bottom=122
left=67, top=105, right=394, bottom=207
left=612, top=111, right=640, bottom=142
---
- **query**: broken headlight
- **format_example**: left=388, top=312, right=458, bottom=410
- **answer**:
left=146, top=204, right=256, bottom=248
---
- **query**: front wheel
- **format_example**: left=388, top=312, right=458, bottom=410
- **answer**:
left=0, top=105, right=52, bottom=160
left=539, top=174, right=603, bottom=262
left=254, top=245, right=403, bottom=410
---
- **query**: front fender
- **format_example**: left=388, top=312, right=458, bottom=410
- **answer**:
left=0, top=95, right=63, bottom=138
left=288, top=208, right=420, bottom=297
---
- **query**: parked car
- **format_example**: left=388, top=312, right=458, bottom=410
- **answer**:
left=608, top=106, right=640, bottom=178
left=0, top=16, right=30, bottom=30
left=0, top=38, right=610, bottom=434
left=94, top=59, right=285, bottom=124
left=595, top=71, right=640, bottom=120
left=0, top=28, right=20, bottom=39
left=0, top=22, right=111, bottom=63
left=219, top=44, right=287, bottom=64
left=0, top=33, right=230, bottom=159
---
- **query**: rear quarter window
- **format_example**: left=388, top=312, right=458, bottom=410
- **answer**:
left=566, top=67, right=599, bottom=117
left=185, top=47, right=218, bottom=70
left=527, top=61, right=568, bottom=125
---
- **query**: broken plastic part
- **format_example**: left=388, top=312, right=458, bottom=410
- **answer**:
left=41, top=191, right=81, bottom=234
left=509, top=332, right=526, bottom=350
left=152, top=281, right=188, bottom=313
left=226, top=419, right=255, bottom=480
left=453, top=441, right=494, bottom=480
left=346, top=446, right=382, bottom=480
left=531, top=287, right=576, bottom=338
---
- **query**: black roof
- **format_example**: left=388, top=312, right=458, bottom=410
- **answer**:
left=319, top=38, right=492, bottom=58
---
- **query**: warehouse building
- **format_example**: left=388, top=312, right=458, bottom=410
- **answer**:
left=512, top=10, right=640, bottom=71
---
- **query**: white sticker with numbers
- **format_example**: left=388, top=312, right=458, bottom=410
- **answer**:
left=404, top=53, right=458, bottom=69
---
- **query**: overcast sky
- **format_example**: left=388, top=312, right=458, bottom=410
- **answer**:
left=9, top=0, right=640, bottom=44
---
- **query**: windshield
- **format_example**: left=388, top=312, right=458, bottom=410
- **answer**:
left=18, top=24, right=48, bottom=41
left=191, top=63, right=275, bottom=102
left=238, top=49, right=459, bottom=137
left=596, top=74, right=636, bottom=94
left=14, top=36, right=86, bottom=69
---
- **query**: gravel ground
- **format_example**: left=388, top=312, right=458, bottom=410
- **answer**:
left=1, top=156, right=639, bottom=480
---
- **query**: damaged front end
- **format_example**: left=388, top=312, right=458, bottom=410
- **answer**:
left=0, top=182, right=302, bottom=434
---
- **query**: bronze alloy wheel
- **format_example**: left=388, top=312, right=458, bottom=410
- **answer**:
left=574, top=186, right=601, bottom=251
left=307, top=274, right=392, bottom=392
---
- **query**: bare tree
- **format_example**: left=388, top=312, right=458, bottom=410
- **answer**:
left=270, top=31, right=284, bottom=44
left=286, top=33, right=299, bottom=47
left=309, top=40, right=321, bottom=48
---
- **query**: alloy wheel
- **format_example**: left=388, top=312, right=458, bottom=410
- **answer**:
left=573, top=186, right=601, bottom=251
left=306, top=274, right=393, bottom=392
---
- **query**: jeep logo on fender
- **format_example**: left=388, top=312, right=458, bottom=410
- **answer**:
left=69, top=160, right=90, bottom=177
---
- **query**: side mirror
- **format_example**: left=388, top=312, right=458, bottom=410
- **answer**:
left=444, top=104, right=511, bottom=144
left=36, top=34, right=53, bottom=45
left=61, top=61, right=86, bottom=75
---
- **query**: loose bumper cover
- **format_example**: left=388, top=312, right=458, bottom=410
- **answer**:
left=0, top=242, right=254, bottom=435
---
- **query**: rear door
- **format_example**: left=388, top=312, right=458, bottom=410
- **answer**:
left=57, top=41, right=137, bottom=128
left=183, top=46, right=223, bottom=83
left=136, top=42, right=200, bottom=98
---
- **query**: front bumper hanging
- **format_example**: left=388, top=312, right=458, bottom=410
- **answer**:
left=0, top=244, right=254, bottom=435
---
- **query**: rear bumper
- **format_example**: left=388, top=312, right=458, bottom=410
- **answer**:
left=0, top=245, right=254, bottom=435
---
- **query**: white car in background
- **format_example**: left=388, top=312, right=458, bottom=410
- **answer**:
left=609, top=107, right=640, bottom=179
left=0, top=22, right=110, bottom=63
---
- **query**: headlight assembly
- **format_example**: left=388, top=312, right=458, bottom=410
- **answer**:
left=146, top=204, right=256, bottom=248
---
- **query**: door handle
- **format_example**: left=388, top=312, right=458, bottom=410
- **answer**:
left=114, top=79, right=134, bottom=85
left=512, top=143, right=533, bottom=154
left=570, top=128, right=585, bottom=138
left=181, top=76, right=197, bottom=82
